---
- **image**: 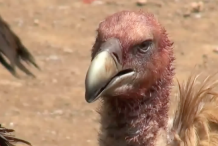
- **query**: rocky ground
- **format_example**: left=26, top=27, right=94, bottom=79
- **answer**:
left=0, top=0, right=217, bottom=146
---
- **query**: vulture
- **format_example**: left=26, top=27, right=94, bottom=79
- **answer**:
left=85, top=10, right=218, bottom=146
left=0, top=16, right=38, bottom=146
left=0, top=16, right=39, bottom=78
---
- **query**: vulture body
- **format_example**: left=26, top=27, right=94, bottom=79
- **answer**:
left=85, top=10, right=218, bottom=146
left=0, top=16, right=39, bottom=77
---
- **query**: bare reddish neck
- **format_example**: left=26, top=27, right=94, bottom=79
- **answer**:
left=99, top=76, right=173, bottom=146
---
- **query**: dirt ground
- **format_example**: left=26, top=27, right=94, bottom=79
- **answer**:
left=0, top=0, right=217, bottom=146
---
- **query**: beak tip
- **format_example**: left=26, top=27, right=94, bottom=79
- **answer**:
left=85, top=91, right=95, bottom=103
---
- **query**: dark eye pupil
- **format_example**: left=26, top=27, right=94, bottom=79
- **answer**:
left=140, top=41, right=150, bottom=48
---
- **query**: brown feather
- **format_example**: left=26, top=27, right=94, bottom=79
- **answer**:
left=0, top=16, right=39, bottom=78
left=0, top=124, right=31, bottom=146
left=170, top=73, right=218, bottom=146
left=0, top=16, right=34, bottom=146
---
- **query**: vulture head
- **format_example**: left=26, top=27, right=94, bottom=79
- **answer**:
left=85, top=11, right=174, bottom=103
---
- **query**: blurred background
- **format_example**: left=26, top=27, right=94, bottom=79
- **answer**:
left=0, top=0, right=217, bottom=146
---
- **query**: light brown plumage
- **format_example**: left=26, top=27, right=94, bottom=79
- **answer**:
left=169, top=73, right=218, bottom=146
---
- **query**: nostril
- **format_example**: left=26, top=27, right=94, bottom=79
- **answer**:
left=112, top=52, right=120, bottom=63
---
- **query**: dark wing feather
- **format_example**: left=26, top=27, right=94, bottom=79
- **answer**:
left=0, top=16, right=34, bottom=146
left=0, top=16, right=39, bottom=77
left=0, top=125, right=31, bottom=146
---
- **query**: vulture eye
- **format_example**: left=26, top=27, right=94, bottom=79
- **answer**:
left=137, top=40, right=152, bottom=54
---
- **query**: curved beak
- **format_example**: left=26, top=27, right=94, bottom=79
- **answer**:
left=85, top=38, right=134, bottom=103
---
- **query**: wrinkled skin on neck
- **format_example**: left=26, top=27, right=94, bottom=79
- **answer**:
left=98, top=63, right=174, bottom=146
